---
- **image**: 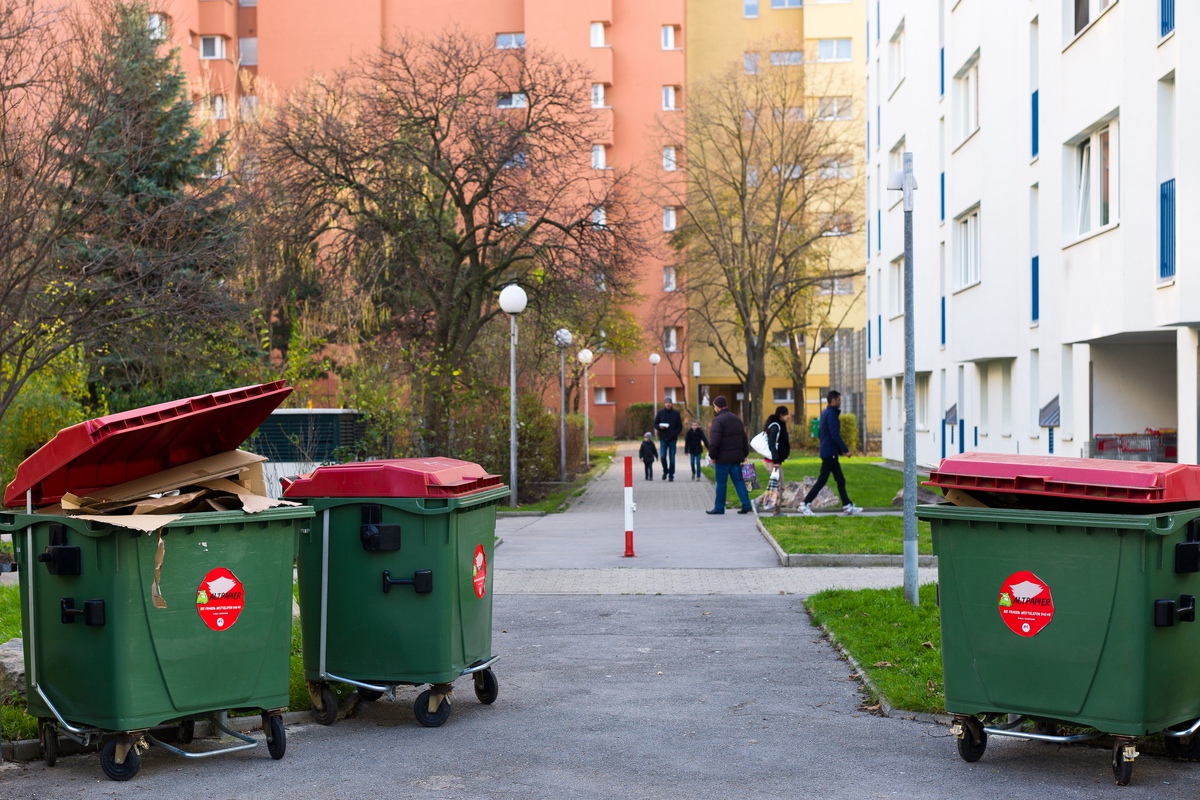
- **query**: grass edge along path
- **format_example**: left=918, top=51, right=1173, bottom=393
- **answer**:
left=761, top=516, right=933, bottom=556
left=804, top=583, right=945, bottom=717
left=499, top=444, right=617, bottom=514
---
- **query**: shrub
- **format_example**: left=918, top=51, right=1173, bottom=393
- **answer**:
left=840, top=412, right=859, bottom=454
left=616, top=402, right=655, bottom=440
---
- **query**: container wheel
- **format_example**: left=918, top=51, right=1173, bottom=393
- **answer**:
left=178, top=720, right=195, bottom=745
left=956, top=726, right=986, bottom=763
left=266, top=715, right=286, bottom=760
left=414, top=690, right=452, bottom=728
left=358, top=689, right=383, bottom=702
left=312, top=684, right=338, bottom=726
left=99, top=738, right=141, bottom=782
left=474, top=668, right=499, bottom=705
left=1165, top=733, right=1200, bottom=760
left=39, top=720, right=57, bottom=767
left=1112, top=745, right=1133, bottom=786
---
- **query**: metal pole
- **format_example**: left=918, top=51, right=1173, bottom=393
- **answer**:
left=902, top=152, right=919, bottom=607
left=583, top=365, right=590, bottom=468
left=560, top=348, right=568, bottom=483
left=652, top=363, right=658, bottom=416
left=509, top=314, right=518, bottom=507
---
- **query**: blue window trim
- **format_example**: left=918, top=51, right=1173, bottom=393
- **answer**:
left=1162, top=0, right=1175, bottom=37
left=876, top=106, right=881, bottom=149
left=867, top=319, right=872, bottom=359
left=1031, top=255, right=1040, bottom=322
left=876, top=209, right=881, bottom=253
left=939, top=172, right=945, bottom=222
left=1161, top=178, right=1176, bottom=279
left=1031, top=90, right=1039, bottom=158
left=939, top=48, right=945, bottom=96
left=940, top=296, right=946, bottom=345
left=877, top=314, right=882, bottom=356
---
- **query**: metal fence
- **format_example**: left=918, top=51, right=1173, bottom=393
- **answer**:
left=830, top=328, right=873, bottom=453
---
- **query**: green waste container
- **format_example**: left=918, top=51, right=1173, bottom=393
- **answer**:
left=810, top=417, right=819, bottom=439
left=284, top=458, right=507, bottom=728
left=918, top=453, right=1200, bottom=786
left=0, top=382, right=313, bottom=781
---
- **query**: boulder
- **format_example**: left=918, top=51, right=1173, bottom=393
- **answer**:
left=0, top=638, right=24, bottom=699
left=891, top=486, right=944, bottom=506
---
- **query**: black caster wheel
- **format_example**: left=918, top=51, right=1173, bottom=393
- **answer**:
left=1112, top=745, right=1133, bottom=786
left=1165, top=732, right=1200, bottom=760
left=956, top=726, right=986, bottom=763
left=414, top=690, right=451, bottom=727
left=474, top=668, right=499, bottom=705
left=358, top=689, right=383, bottom=702
left=178, top=719, right=195, bottom=744
left=39, top=720, right=57, bottom=767
left=265, top=715, right=286, bottom=760
left=99, top=738, right=141, bottom=782
left=312, top=683, right=338, bottom=726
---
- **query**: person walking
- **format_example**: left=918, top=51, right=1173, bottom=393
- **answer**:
left=638, top=432, right=659, bottom=480
left=653, top=397, right=683, bottom=481
left=762, top=406, right=790, bottom=516
left=705, top=395, right=752, bottom=515
left=801, top=390, right=862, bottom=516
left=683, top=419, right=709, bottom=480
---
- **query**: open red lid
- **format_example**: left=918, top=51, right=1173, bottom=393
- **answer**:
left=283, top=458, right=502, bottom=499
left=4, top=381, right=293, bottom=508
left=925, top=452, right=1200, bottom=504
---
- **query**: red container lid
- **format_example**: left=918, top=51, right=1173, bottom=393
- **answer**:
left=282, top=458, right=502, bottom=499
left=4, top=381, right=293, bottom=508
left=925, top=452, right=1200, bottom=504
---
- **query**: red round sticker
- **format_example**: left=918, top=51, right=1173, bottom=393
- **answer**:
left=196, top=567, right=245, bottom=631
left=998, top=570, right=1054, bottom=637
left=472, top=544, right=487, bottom=599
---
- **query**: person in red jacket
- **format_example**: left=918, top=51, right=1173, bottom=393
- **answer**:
left=704, top=395, right=752, bottom=515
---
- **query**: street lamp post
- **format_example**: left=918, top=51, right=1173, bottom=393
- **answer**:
left=648, top=353, right=661, bottom=416
left=554, top=328, right=573, bottom=483
left=888, top=153, right=919, bottom=607
left=499, top=285, right=528, bottom=507
left=578, top=348, right=594, bottom=469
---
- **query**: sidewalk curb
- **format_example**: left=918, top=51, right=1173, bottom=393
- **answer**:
left=497, top=511, right=547, bottom=518
left=754, top=518, right=937, bottom=568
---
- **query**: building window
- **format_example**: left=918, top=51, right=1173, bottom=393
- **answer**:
left=499, top=211, right=529, bottom=227
left=769, top=51, right=804, bottom=66
left=774, top=107, right=805, bottom=123
left=662, top=85, right=678, bottom=111
left=889, top=256, right=903, bottom=316
left=663, top=206, right=677, bottom=232
left=817, top=38, right=852, bottom=62
left=496, top=32, right=526, bottom=49
left=954, top=56, right=980, bottom=142
left=590, top=22, right=606, bottom=47
left=504, top=151, right=529, bottom=169
left=663, top=146, right=677, bottom=171
left=955, top=206, right=981, bottom=287
left=591, top=83, right=606, bottom=108
left=148, top=12, right=169, bottom=40
left=594, top=386, right=611, bottom=404
left=774, top=164, right=803, bottom=180
left=771, top=0, right=802, bottom=7
left=661, top=25, right=677, bottom=50
left=663, top=327, right=681, bottom=352
left=592, top=145, right=606, bottom=169
left=1073, top=0, right=1115, bottom=36
left=239, top=37, right=257, bottom=66
left=204, top=94, right=227, bottom=120
left=497, top=92, right=528, bottom=109
left=817, top=155, right=854, bottom=179
left=916, top=373, right=929, bottom=429
left=819, top=213, right=854, bottom=237
left=744, top=53, right=760, bottom=74
left=592, top=207, right=607, bottom=229
left=1073, top=122, right=1117, bottom=236
left=200, top=36, right=226, bottom=60
left=744, top=0, right=759, bottom=18
left=239, top=95, right=258, bottom=120
left=663, top=387, right=679, bottom=403
left=238, top=0, right=256, bottom=5
left=1161, top=178, right=1176, bottom=279
left=888, top=22, right=905, bottom=92
left=1162, top=0, right=1176, bottom=37
left=888, top=139, right=905, bottom=206
left=663, top=266, right=677, bottom=292
left=815, top=96, right=853, bottom=120
left=773, top=387, right=795, bottom=403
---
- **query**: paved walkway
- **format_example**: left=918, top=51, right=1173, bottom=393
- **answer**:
left=495, top=442, right=934, bottom=595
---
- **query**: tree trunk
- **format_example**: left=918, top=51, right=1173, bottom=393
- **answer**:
left=744, top=348, right=767, bottom=435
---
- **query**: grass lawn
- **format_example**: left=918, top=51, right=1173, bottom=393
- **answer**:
left=499, top=443, right=616, bottom=513
left=703, top=455, right=907, bottom=508
left=761, top=516, right=932, bottom=555
left=805, top=583, right=944, bottom=715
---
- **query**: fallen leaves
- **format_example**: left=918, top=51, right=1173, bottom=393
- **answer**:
left=873, top=661, right=894, bottom=668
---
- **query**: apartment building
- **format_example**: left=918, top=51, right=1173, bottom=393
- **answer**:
left=868, top=0, right=1193, bottom=466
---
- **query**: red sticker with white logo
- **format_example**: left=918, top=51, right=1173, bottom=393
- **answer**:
left=998, top=570, right=1054, bottom=637
left=196, top=567, right=245, bottom=631
left=472, top=544, right=487, bottom=599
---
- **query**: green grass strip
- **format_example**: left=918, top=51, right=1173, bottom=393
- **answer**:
left=762, top=516, right=932, bottom=555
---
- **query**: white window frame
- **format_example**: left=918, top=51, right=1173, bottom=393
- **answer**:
left=663, top=327, right=680, bottom=352
left=499, top=211, right=529, bottom=228
left=773, top=387, right=796, bottom=403
left=662, top=146, right=677, bottom=171
left=888, top=139, right=905, bottom=208
left=663, top=387, right=679, bottom=403
left=771, top=333, right=790, bottom=348
left=889, top=256, right=903, bottom=317
left=238, top=36, right=257, bottom=66
left=205, top=94, right=227, bottom=120
left=239, top=95, right=259, bottom=120
left=504, top=151, right=529, bottom=169
left=663, top=206, right=677, bottom=232
left=817, top=155, right=854, bottom=179
left=774, top=107, right=806, bottom=123
left=591, top=83, right=606, bottom=108
left=663, top=266, right=677, bottom=292
left=200, top=35, right=226, bottom=60
left=592, top=145, right=606, bottom=170
left=816, top=96, right=853, bottom=120
left=495, top=32, right=526, bottom=49
left=661, top=25, right=676, bottom=50
left=594, top=386, right=611, bottom=404
left=771, top=0, right=803, bottom=7
left=769, top=51, right=803, bottom=67
left=148, top=12, right=169, bottom=40
left=916, top=373, right=930, bottom=429
left=662, top=85, right=677, bottom=111
left=744, top=0, right=760, bottom=18
left=954, top=54, right=980, bottom=144
left=592, top=207, right=607, bottom=229
left=888, top=22, right=905, bottom=93
left=497, top=92, right=528, bottom=109
left=1071, top=119, right=1118, bottom=238
left=817, top=38, right=852, bottom=62
left=590, top=22, right=606, bottom=47
left=955, top=205, right=982, bottom=289
left=744, top=53, right=760, bottom=74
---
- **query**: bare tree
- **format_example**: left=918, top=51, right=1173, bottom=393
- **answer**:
left=260, top=29, right=646, bottom=449
left=661, top=50, right=863, bottom=428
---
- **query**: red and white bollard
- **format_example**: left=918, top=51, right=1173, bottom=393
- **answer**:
left=623, top=456, right=635, bottom=557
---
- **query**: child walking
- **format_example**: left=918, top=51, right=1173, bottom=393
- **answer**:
left=683, top=419, right=709, bottom=480
left=638, top=432, right=659, bottom=480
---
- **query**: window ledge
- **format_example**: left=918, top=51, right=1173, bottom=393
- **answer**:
left=951, top=126, right=980, bottom=155
left=1159, top=30, right=1176, bottom=47
left=951, top=279, right=981, bottom=296
left=1158, top=278, right=1176, bottom=289
left=1062, top=221, right=1120, bottom=250
left=1062, top=0, right=1119, bottom=53
left=887, top=76, right=905, bottom=102
left=1030, top=154, right=1039, bottom=166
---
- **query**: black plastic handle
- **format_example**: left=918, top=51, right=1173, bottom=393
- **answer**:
left=61, top=597, right=105, bottom=626
left=382, top=569, right=433, bottom=595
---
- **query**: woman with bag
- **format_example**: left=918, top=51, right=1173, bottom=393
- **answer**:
left=760, top=407, right=790, bottom=515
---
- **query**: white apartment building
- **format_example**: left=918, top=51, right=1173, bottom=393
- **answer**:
left=866, top=0, right=1193, bottom=467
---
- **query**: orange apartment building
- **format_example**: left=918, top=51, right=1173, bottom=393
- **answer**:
left=149, top=0, right=867, bottom=439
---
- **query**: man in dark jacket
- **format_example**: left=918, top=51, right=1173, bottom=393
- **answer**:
left=653, top=398, right=683, bottom=481
left=801, top=390, right=862, bottom=516
left=705, top=395, right=752, bottom=515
